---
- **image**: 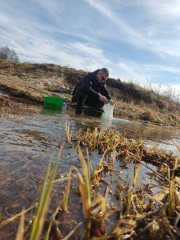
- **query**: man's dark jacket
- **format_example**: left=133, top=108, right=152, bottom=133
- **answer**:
left=74, top=69, right=111, bottom=104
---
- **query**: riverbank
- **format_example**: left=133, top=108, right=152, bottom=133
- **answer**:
left=0, top=60, right=179, bottom=127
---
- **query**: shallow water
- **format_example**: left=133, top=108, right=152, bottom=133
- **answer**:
left=0, top=107, right=179, bottom=237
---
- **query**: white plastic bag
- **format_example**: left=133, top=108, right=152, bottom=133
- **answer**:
left=102, top=103, right=114, bottom=119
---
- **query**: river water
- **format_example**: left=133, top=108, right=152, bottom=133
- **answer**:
left=0, top=106, right=179, bottom=237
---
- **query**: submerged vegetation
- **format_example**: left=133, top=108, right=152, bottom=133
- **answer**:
left=0, top=126, right=179, bottom=239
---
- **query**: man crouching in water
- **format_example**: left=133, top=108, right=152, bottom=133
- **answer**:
left=72, top=68, right=116, bottom=115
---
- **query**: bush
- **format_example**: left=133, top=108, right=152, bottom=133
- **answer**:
left=0, top=46, right=19, bottom=62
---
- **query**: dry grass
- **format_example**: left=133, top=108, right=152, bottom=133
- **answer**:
left=0, top=60, right=180, bottom=126
left=1, top=127, right=179, bottom=239
left=114, top=100, right=180, bottom=126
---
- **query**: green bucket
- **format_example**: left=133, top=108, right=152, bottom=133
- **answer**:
left=43, top=95, right=64, bottom=110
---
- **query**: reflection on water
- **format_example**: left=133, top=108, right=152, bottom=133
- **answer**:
left=76, top=114, right=180, bottom=154
left=112, top=117, right=180, bottom=154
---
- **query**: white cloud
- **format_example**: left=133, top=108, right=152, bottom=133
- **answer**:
left=85, top=0, right=180, bottom=58
left=0, top=13, right=10, bottom=23
left=68, top=42, right=103, bottom=57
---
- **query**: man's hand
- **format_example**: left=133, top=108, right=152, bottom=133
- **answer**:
left=109, top=99, right=116, bottom=106
left=99, top=94, right=108, bottom=103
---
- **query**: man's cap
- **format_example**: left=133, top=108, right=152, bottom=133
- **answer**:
left=101, top=68, right=109, bottom=77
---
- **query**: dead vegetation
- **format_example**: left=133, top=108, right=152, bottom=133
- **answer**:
left=0, top=60, right=179, bottom=126
left=0, top=127, right=179, bottom=239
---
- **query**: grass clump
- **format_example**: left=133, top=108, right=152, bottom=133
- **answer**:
left=0, top=127, right=180, bottom=239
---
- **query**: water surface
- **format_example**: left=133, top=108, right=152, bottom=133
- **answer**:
left=0, top=107, right=179, bottom=238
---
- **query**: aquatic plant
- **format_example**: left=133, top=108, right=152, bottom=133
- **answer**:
left=0, top=127, right=180, bottom=239
left=65, top=122, right=71, bottom=143
left=30, top=146, right=63, bottom=240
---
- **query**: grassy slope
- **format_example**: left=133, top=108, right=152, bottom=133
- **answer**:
left=0, top=60, right=179, bottom=126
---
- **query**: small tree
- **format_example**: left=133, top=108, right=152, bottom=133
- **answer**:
left=0, top=46, right=19, bottom=62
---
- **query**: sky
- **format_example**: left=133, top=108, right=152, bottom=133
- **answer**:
left=0, top=0, right=180, bottom=99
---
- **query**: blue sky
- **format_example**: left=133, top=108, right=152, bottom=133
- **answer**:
left=0, top=0, right=180, bottom=98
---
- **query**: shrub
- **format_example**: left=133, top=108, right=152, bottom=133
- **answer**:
left=0, top=46, right=19, bottom=62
